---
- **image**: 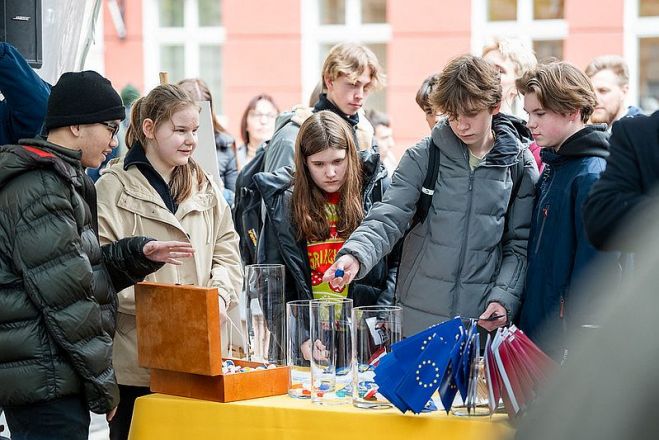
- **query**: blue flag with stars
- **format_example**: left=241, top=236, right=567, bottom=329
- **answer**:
left=374, top=317, right=465, bottom=414
left=395, top=330, right=454, bottom=414
left=391, top=318, right=462, bottom=371
left=373, top=350, right=410, bottom=412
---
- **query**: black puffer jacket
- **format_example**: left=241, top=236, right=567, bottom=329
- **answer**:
left=254, top=148, right=398, bottom=306
left=0, top=138, right=162, bottom=413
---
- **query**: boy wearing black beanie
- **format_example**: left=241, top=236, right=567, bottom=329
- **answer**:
left=0, top=71, right=194, bottom=439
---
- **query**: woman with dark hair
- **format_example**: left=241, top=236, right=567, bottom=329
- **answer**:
left=238, top=94, right=279, bottom=169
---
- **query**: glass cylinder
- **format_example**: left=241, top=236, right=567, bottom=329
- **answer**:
left=310, top=298, right=354, bottom=405
left=451, top=356, right=491, bottom=416
left=243, top=264, right=285, bottom=364
left=286, top=300, right=311, bottom=398
left=352, top=305, right=402, bottom=409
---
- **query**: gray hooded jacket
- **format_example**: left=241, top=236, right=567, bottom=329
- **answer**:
left=338, top=115, right=539, bottom=336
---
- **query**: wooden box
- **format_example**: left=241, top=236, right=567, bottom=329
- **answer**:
left=135, top=282, right=289, bottom=402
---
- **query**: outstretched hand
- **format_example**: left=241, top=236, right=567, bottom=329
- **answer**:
left=322, top=254, right=360, bottom=291
left=143, top=240, right=194, bottom=265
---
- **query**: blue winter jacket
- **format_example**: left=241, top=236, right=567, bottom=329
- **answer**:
left=0, top=43, right=50, bottom=145
left=518, top=125, right=620, bottom=360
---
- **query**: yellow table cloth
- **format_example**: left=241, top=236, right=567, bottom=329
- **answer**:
left=129, top=393, right=514, bottom=440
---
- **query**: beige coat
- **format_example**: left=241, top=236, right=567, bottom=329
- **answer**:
left=96, top=161, right=243, bottom=386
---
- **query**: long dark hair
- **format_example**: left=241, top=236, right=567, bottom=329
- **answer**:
left=292, top=111, right=363, bottom=242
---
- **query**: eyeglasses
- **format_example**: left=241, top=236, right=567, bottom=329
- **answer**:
left=99, top=121, right=120, bottom=138
left=248, top=111, right=277, bottom=120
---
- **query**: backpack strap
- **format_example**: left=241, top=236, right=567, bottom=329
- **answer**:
left=508, top=150, right=526, bottom=211
left=410, top=139, right=440, bottom=229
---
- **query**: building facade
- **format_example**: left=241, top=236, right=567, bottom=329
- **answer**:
left=98, top=0, right=659, bottom=156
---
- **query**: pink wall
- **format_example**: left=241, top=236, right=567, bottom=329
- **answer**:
left=99, top=0, right=630, bottom=154
left=564, top=0, right=624, bottom=68
left=223, top=0, right=302, bottom=143
left=387, top=0, right=472, bottom=157
left=103, top=0, right=145, bottom=94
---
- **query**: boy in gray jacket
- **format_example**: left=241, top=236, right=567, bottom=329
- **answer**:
left=324, top=55, right=538, bottom=336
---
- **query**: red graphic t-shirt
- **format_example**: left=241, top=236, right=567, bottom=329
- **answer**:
left=307, top=192, right=347, bottom=299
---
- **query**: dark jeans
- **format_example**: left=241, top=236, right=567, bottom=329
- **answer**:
left=4, top=395, right=90, bottom=440
left=109, top=385, right=151, bottom=440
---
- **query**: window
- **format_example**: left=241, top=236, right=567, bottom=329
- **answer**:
left=639, top=38, right=659, bottom=112
left=301, top=0, right=391, bottom=112
left=533, top=40, right=563, bottom=62
left=160, top=45, right=185, bottom=82
left=159, top=0, right=184, bottom=27
left=640, top=0, right=659, bottom=17
left=200, top=45, right=223, bottom=106
left=472, top=0, right=567, bottom=61
left=533, top=0, right=564, bottom=20
left=198, top=0, right=222, bottom=26
left=320, top=0, right=346, bottom=24
left=361, top=0, right=387, bottom=23
left=144, top=1, right=225, bottom=112
left=488, top=0, right=516, bottom=21
left=625, top=0, right=659, bottom=112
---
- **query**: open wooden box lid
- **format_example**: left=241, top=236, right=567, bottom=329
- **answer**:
left=135, top=282, right=222, bottom=376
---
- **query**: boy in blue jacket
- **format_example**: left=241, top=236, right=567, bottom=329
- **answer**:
left=516, top=62, right=620, bottom=362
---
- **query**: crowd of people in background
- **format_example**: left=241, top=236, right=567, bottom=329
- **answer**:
left=1, top=32, right=659, bottom=439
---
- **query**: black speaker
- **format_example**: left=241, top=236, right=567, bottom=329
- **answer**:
left=0, top=0, right=42, bottom=68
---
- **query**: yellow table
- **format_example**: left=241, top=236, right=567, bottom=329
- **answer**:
left=129, top=393, right=514, bottom=440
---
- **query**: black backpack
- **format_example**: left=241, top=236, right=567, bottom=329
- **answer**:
left=233, top=142, right=269, bottom=267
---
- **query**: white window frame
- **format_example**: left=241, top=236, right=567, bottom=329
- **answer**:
left=300, top=0, right=391, bottom=105
left=142, top=0, right=225, bottom=93
left=624, top=0, right=659, bottom=108
left=470, top=0, right=568, bottom=57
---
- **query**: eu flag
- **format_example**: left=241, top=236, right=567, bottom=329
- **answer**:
left=395, top=331, right=454, bottom=414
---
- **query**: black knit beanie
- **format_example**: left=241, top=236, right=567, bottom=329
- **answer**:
left=44, top=70, right=126, bottom=130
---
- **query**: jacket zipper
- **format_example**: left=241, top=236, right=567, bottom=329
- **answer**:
left=533, top=167, right=554, bottom=255
left=452, top=168, right=475, bottom=314
left=533, top=205, right=549, bottom=254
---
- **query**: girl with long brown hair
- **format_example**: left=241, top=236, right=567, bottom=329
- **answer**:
left=255, top=109, right=396, bottom=306
left=95, top=84, right=243, bottom=440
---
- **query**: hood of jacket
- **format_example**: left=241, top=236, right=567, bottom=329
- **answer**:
left=0, top=137, right=84, bottom=191
left=541, top=124, right=610, bottom=165
left=431, top=112, right=530, bottom=168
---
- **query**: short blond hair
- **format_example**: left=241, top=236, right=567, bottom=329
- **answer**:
left=430, top=55, right=501, bottom=118
left=516, top=61, right=596, bottom=123
left=585, top=55, right=630, bottom=86
left=482, top=36, right=537, bottom=78
left=321, top=43, right=385, bottom=92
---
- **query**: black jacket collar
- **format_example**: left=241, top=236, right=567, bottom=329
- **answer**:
left=313, top=93, right=360, bottom=127
left=541, top=124, right=610, bottom=166
left=124, top=142, right=178, bottom=213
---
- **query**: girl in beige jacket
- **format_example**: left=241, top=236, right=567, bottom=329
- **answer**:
left=95, top=84, right=243, bottom=440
